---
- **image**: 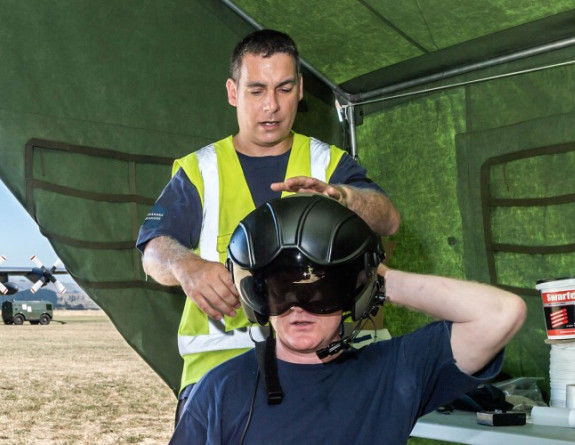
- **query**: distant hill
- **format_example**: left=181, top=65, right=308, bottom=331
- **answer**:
left=0, top=279, right=99, bottom=310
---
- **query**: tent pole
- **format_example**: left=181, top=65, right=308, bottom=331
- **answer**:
left=349, top=36, right=575, bottom=104
left=346, top=105, right=357, bottom=160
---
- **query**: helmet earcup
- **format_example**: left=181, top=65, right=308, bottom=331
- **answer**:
left=352, top=273, right=378, bottom=321
left=228, top=259, right=269, bottom=325
left=239, top=275, right=269, bottom=325
left=351, top=249, right=385, bottom=321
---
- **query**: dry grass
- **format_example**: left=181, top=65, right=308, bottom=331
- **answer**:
left=0, top=310, right=175, bottom=444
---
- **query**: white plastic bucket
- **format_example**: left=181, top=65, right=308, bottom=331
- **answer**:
left=536, top=278, right=575, bottom=340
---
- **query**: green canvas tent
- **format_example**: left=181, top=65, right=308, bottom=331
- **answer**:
left=2, top=0, right=575, bottom=406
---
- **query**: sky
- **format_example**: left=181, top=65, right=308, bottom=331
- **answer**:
left=0, top=179, right=74, bottom=283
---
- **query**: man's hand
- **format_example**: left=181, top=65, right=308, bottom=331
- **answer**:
left=271, top=176, right=400, bottom=236
left=172, top=256, right=240, bottom=320
left=271, top=176, right=347, bottom=204
left=142, top=236, right=239, bottom=320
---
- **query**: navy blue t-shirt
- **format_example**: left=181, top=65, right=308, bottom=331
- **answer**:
left=170, top=321, right=504, bottom=445
left=136, top=150, right=384, bottom=253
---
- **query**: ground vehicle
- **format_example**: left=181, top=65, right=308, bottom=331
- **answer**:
left=2, top=300, right=53, bottom=325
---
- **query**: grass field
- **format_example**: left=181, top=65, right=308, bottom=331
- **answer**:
left=0, top=310, right=175, bottom=444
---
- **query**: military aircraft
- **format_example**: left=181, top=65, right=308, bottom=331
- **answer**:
left=0, top=255, right=67, bottom=296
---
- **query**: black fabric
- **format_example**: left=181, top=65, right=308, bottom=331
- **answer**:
left=175, top=383, right=196, bottom=428
left=445, top=384, right=513, bottom=413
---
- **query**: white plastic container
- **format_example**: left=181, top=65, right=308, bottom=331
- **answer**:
left=536, top=278, right=575, bottom=340
left=531, top=406, right=575, bottom=428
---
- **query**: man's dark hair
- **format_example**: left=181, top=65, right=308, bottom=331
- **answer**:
left=230, top=29, right=300, bottom=82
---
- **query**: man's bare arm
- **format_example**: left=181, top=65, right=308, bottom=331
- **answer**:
left=378, top=264, right=526, bottom=375
left=270, top=176, right=400, bottom=235
left=336, top=185, right=400, bottom=236
left=142, top=236, right=239, bottom=320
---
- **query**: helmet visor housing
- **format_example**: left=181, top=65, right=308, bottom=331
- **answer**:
left=233, top=249, right=368, bottom=317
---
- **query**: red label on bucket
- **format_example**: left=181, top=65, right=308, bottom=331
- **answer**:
left=537, top=278, right=575, bottom=340
left=542, top=291, right=575, bottom=304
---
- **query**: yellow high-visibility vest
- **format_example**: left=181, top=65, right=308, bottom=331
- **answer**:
left=173, top=132, right=345, bottom=390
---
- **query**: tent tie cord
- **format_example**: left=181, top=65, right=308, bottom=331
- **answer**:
left=480, top=142, right=575, bottom=296
left=24, top=138, right=172, bottom=248
left=26, top=179, right=156, bottom=205
left=72, top=278, right=185, bottom=293
left=24, top=137, right=173, bottom=213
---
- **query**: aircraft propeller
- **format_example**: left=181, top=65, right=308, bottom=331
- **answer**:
left=29, top=255, right=67, bottom=294
left=0, top=255, right=8, bottom=294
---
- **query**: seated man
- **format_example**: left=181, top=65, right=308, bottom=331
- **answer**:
left=170, top=194, right=526, bottom=445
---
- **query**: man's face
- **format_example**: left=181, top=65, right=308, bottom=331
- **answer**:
left=270, top=307, right=342, bottom=362
left=226, top=52, right=303, bottom=155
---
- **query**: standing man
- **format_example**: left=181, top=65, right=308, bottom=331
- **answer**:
left=136, top=29, right=400, bottom=422
left=170, top=194, right=527, bottom=444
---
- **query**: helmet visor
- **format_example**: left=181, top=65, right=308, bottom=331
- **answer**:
left=233, top=251, right=367, bottom=317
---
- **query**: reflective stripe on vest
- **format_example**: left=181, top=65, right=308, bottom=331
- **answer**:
left=178, top=323, right=269, bottom=354
left=309, top=138, right=330, bottom=182
left=178, top=136, right=338, bottom=356
left=195, top=145, right=219, bottom=262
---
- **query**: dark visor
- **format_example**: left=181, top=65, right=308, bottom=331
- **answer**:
left=235, top=251, right=367, bottom=317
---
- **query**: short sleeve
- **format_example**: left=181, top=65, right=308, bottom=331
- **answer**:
left=400, top=321, right=505, bottom=416
left=136, top=168, right=203, bottom=253
left=329, top=153, right=386, bottom=194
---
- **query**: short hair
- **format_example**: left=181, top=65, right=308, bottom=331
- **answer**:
left=230, top=29, right=300, bottom=82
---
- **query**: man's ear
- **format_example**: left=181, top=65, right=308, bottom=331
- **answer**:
left=226, top=78, right=238, bottom=107
left=298, top=75, right=303, bottom=101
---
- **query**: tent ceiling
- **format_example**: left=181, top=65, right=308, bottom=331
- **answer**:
left=225, top=0, right=575, bottom=102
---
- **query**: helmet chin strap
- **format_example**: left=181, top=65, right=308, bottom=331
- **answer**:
left=254, top=326, right=284, bottom=405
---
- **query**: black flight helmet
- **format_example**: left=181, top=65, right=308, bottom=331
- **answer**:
left=227, top=194, right=385, bottom=325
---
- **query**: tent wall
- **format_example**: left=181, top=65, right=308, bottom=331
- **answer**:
left=1, top=0, right=573, bottom=416
left=0, top=0, right=339, bottom=394
left=359, top=45, right=575, bottom=396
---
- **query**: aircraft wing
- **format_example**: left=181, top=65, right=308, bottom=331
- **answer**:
left=0, top=267, right=68, bottom=282
left=0, top=266, right=68, bottom=274
left=0, top=257, right=68, bottom=294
